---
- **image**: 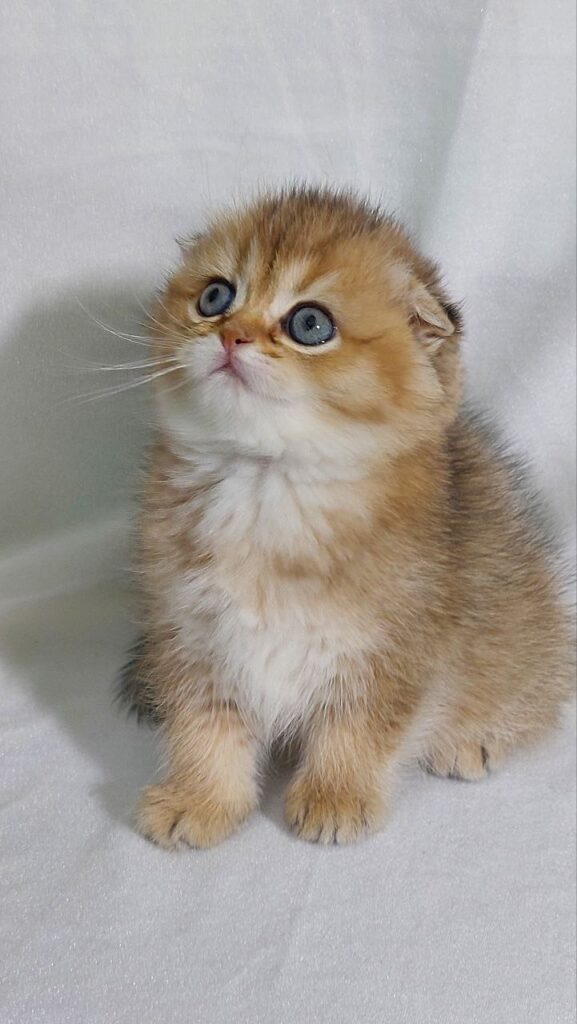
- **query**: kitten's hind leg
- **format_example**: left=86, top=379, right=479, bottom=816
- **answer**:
left=422, top=737, right=506, bottom=781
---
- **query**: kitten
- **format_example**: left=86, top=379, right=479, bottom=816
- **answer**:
left=120, top=186, right=574, bottom=847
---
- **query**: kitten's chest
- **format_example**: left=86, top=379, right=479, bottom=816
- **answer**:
left=209, top=605, right=345, bottom=735
left=172, top=462, right=370, bottom=732
left=196, top=461, right=339, bottom=602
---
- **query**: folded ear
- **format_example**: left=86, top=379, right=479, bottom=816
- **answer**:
left=407, top=279, right=456, bottom=351
left=389, top=262, right=458, bottom=350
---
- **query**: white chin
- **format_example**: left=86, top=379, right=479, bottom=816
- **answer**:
left=157, top=369, right=300, bottom=457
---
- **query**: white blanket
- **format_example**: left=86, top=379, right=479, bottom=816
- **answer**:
left=1, top=2, right=575, bottom=1022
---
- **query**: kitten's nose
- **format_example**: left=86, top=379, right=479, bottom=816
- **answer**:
left=219, top=326, right=254, bottom=352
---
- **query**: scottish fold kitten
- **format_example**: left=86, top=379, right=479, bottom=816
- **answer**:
left=120, top=187, right=574, bottom=847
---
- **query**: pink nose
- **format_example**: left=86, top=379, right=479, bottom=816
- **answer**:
left=220, top=327, right=254, bottom=352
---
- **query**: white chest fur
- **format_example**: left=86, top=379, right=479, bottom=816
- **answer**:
left=166, top=455, right=371, bottom=739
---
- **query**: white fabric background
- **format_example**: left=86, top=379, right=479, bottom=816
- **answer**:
left=1, top=2, right=575, bottom=1022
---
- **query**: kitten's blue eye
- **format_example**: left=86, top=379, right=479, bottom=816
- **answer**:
left=285, top=304, right=335, bottom=346
left=197, top=279, right=236, bottom=317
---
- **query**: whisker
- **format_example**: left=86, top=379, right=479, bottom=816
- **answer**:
left=63, top=363, right=187, bottom=405
left=133, top=296, right=167, bottom=329
left=161, top=373, right=193, bottom=397
left=71, top=357, right=178, bottom=373
left=74, top=297, right=154, bottom=347
left=143, top=293, right=187, bottom=332
left=137, top=313, right=185, bottom=338
left=53, top=343, right=179, bottom=375
left=133, top=295, right=184, bottom=335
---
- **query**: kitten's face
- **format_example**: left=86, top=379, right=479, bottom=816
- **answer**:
left=153, top=190, right=459, bottom=460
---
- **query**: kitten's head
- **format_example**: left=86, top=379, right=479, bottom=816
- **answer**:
left=153, top=187, right=462, bottom=462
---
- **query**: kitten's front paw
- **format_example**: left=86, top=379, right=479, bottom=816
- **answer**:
left=136, top=782, right=254, bottom=850
left=284, top=776, right=384, bottom=845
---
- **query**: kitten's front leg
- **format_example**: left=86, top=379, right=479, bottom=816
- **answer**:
left=137, top=702, right=260, bottom=850
left=285, top=699, right=407, bottom=845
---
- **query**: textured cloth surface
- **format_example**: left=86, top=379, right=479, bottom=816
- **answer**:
left=0, top=2, right=575, bottom=1022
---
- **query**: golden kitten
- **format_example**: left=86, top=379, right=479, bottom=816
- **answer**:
left=119, top=186, right=574, bottom=847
